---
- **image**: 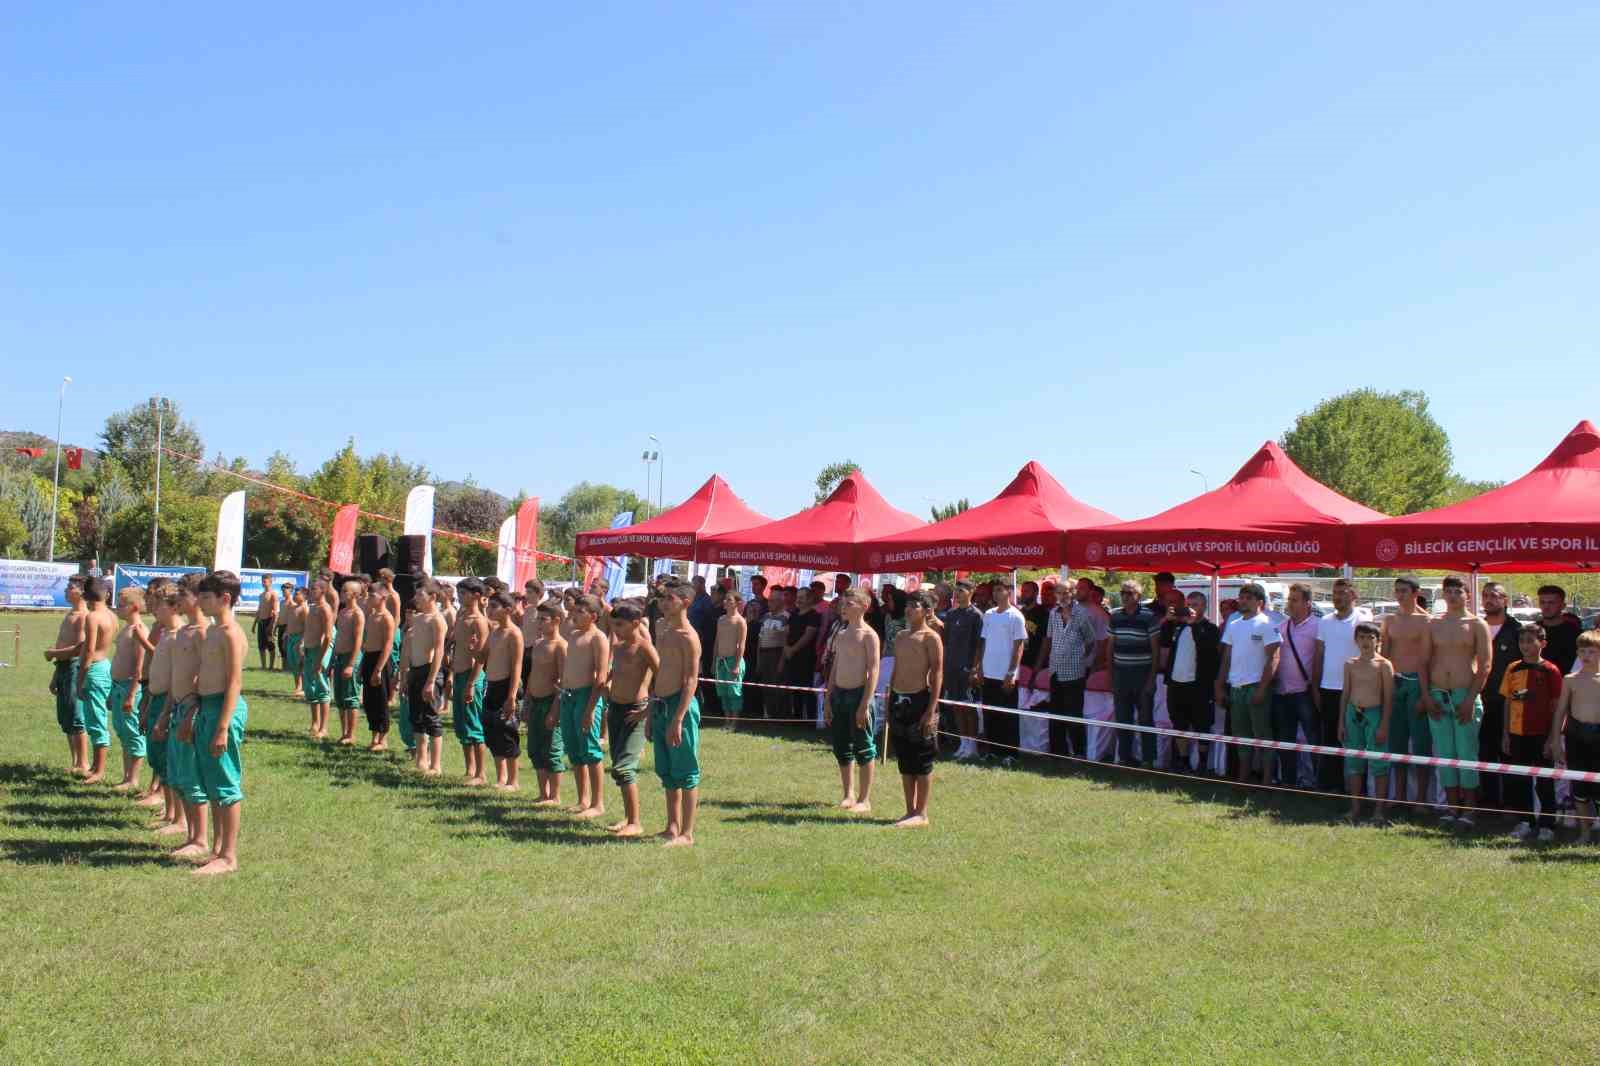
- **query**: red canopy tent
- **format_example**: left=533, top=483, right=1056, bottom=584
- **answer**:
left=698, top=471, right=924, bottom=573
left=862, top=460, right=1119, bottom=571
left=1347, top=420, right=1600, bottom=572
left=1066, top=441, right=1386, bottom=573
left=573, top=474, right=770, bottom=561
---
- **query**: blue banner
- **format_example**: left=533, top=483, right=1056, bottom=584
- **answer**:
left=0, top=559, right=79, bottom=608
left=600, top=512, right=634, bottom=602
left=112, top=564, right=308, bottom=613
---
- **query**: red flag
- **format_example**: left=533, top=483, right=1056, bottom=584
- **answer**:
left=65, top=447, right=83, bottom=470
left=327, top=504, right=360, bottom=572
left=512, top=496, right=540, bottom=589
left=14, top=447, right=45, bottom=458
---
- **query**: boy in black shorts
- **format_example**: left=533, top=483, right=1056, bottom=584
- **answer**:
left=482, top=592, right=524, bottom=789
left=888, top=590, right=943, bottom=828
left=406, top=580, right=449, bottom=776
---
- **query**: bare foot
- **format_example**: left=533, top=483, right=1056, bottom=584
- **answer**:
left=656, top=828, right=678, bottom=840
left=82, top=772, right=105, bottom=784
left=891, top=814, right=928, bottom=828
left=424, top=767, right=443, bottom=777
left=136, top=794, right=164, bottom=808
left=70, top=766, right=88, bottom=777
left=573, top=806, right=605, bottom=820
left=171, top=843, right=208, bottom=861
left=112, top=781, right=135, bottom=793
left=532, top=798, right=560, bottom=807
left=663, top=834, right=694, bottom=847
left=495, top=782, right=520, bottom=792
left=612, top=823, right=643, bottom=838
left=192, top=857, right=238, bottom=876
left=464, top=777, right=487, bottom=788
left=338, top=736, right=354, bottom=747
left=154, top=820, right=186, bottom=835
left=838, top=797, right=858, bottom=810
left=850, top=803, right=871, bottom=815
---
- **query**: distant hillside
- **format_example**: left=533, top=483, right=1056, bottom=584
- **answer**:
left=0, top=430, right=100, bottom=473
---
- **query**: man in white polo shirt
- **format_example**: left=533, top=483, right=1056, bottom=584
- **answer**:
left=1314, top=577, right=1371, bottom=791
left=971, top=583, right=1027, bottom=762
left=1216, top=583, right=1281, bottom=786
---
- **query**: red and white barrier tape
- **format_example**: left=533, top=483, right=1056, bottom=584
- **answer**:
left=697, top=675, right=1600, bottom=784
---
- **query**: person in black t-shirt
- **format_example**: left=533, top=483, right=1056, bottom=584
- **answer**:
left=782, top=589, right=822, bottom=721
left=1537, top=585, right=1584, bottom=675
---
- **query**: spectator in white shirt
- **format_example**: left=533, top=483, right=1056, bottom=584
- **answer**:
left=972, top=583, right=1027, bottom=761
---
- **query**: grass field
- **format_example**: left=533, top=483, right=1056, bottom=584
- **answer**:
left=1, top=612, right=1597, bottom=1064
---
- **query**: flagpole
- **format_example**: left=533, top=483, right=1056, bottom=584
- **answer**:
left=151, top=396, right=164, bottom=564
left=46, top=375, right=71, bottom=563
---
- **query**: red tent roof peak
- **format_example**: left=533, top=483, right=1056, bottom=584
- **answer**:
left=1534, top=420, right=1600, bottom=472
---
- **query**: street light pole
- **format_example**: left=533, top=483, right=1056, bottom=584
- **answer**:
left=1189, top=468, right=1209, bottom=493
left=151, top=396, right=165, bottom=564
left=649, top=434, right=662, bottom=512
left=46, top=375, right=71, bottom=562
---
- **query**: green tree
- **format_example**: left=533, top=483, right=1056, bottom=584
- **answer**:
left=264, top=450, right=301, bottom=487
left=0, top=498, right=26, bottom=556
left=1280, top=389, right=1453, bottom=515
left=1438, top=476, right=1504, bottom=506
left=99, top=397, right=204, bottom=495
left=930, top=498, right=971, bottom=522
left=543, top=483, right=648, bottom=561
left=103, top=492, right=218, bottom=566
left=813, top=460, right=861, bottom=504
left=244, top=494, right=327, bottom=570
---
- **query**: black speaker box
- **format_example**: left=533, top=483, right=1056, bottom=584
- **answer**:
left=356, top=533, right=391, bottom=577
left=395, top=534, right=428, bottom=575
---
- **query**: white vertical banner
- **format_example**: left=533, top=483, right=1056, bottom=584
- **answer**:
left=404, top=485, right=436, bottom=575
left=495, top=515, right=516, bottom=584
left=214, top=491, right=246, bottom=573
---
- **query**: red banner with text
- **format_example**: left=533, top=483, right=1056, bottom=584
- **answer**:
left=327, top=504, right=359, bottom=572
left=513, top=497, right=541, bottom=588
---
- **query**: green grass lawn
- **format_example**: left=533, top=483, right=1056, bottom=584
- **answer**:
left=1, top=611, right=1596, bottom=1065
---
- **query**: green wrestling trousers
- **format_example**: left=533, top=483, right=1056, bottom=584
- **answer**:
left=714, top=656, right=744, bottom=715
left=1427, top=688, right=1483, bottom=789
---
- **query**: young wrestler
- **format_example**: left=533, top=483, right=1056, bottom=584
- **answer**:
left=406, top=580, right=450, bottom=776
left=302, top=577, right=336, bottom=738
left=825, top=588, right=881, bottom=813
left=394, top=600, right=417, bottom=758
left=193, top=570, right=248, bottom=875
left=560, top=594, right=610, bottom=819
left=332, top=578, right=367, bottom=746
left=888, top=590, right=943, bottom=828
left=144, top=591, right=186, bottom=834
left=523, top=604, right=567, bottom=806
left=714, top=589, right=748, bottom=725
left=1422, top=576, right=1492, bottom=828
left=75, top=576, right=118, bottom=784
left=435, top=582, right=459, bottom=712
left=275, top=580, right=293, bottom=672
left=43, top=576, right=89, bottom=774
left=133, top=579, right=173, bottom=808
left=1550, top=631, right=1600, bottom=844
left=559, top=588, right=579, bottom=641
left=482, top=592, right=524, bottom=790
left=255, top=575, right=279, bottom=671
left=1338, top=622, right=1394, bottom=824
left=284, top=586, right=307, bottom=698
left=450, top=578, right=491, bottom=786
left=109, top=589, right=149, bottom=792
left=1380, top=578, right=1434, bottom=811
left=650, top=581, right=702, bottom=845
left=377, top=568, right=403, bottom=626
left=520, top=578, right=545, bottom=696
left=166, top=574, right=211, bottom=859
left=605, top=601, right=658, bottom=837
left=361, top=583, right=397, bottom=751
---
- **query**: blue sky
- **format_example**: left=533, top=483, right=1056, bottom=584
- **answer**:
left=5, top=3, right=1598, bottom=523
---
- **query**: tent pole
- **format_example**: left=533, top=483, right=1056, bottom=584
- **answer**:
left=1470, top=566, right=1481, bottom=616
left=1210, top=570, right=1221, bottom=625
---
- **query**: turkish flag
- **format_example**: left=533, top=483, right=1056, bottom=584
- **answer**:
left=14, top=447, right=45, bottom=459
left=65, top=447, right=83, bottom=470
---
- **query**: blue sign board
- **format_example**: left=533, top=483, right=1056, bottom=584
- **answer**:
left=112, top=564, right=308, bottom=613
left=0, top=559, right=79, bottom=608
